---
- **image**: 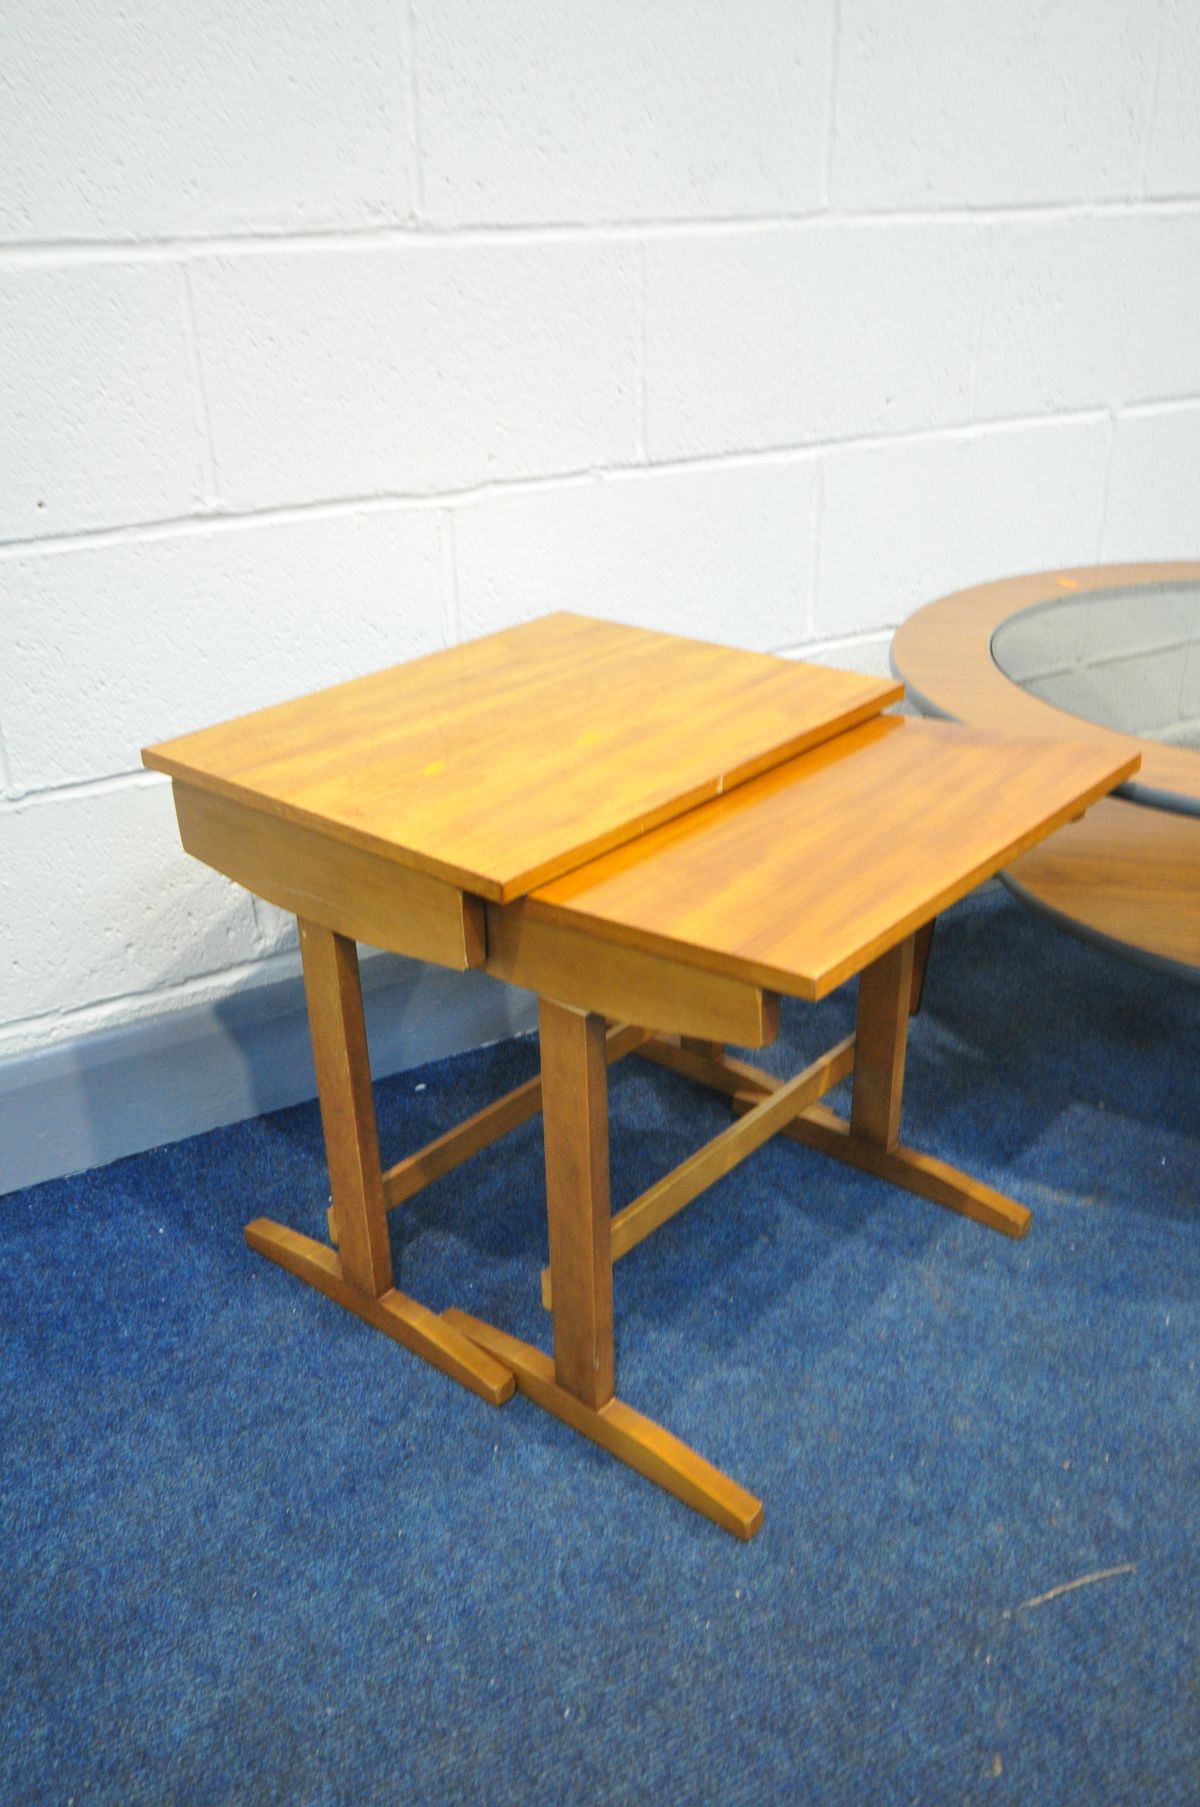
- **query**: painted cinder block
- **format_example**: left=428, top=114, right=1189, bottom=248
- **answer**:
left=0, top=508, right=447, bottom=793
left=0, top=263, right=206, bottom=539
left=416, top=0, right=833, bottom=224
left=833, top=0, right=1152, bottom=209
left=645, top=225, right=985, bottom=459
left=191, top=242, right=641, bottom=508
left=817, top=420, right=1110, bottom=636
left=0, top=780, right=263, bottom=1026
left=975, top=216, right=1200, bottom=420
left=1101, top=408, right=1200, bottom=562
left=0, top=0, right=409, bottom=241
left=1145, top=0, right=1200, bottom=198
left=452, top=461, right=817, bottom=651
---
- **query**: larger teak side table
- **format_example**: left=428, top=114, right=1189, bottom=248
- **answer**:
left=143, top=613, right=1138, bottom=1538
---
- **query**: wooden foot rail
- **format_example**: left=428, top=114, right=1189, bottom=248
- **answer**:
left=248, top=922, right=520, bottom=1408
left=442, top=1309, right=763, bottom=1540
left=635, top=1037, right=784, bottom=1098
left=731, top=1099, right=1031, bottom=1239
left=329, top=1021, right=652, bottom=1243
left=541, top=1033, right=855, bottom=1308
left=630, top=927, right=1030, bottom=1247
left=245, top=1219, right=516, bottom=1404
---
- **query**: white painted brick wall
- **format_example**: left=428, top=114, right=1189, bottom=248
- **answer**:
left=191, top=243, right=641, bottom=506
left=817, top=420, right=1112, bottom=636
left=833, top=0, right=1154, bottom=209
left=453, top=462, right=816, bottom=650
left=0, top=264, right=207, bottom=538
left=974, top=216, right=1200, bottom=418
left=1101, top=406, right=1200, bottom=558
left=645, top=225, right=986, bottom=458
left=415, top=0, right=833, bottom=224
left=0, top=780, right=263, bottom=1029
left=1, top=0, right=1197, bottom=1069
left=0, top=509, right=447, bottom=793
left=1146, top=0, right=1200, bottom=197
left=0, top=0, right=410, bottom=239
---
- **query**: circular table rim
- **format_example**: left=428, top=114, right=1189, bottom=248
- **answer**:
left=890, top=560, right=1200, bottom=818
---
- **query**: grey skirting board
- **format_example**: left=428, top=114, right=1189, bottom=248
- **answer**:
left=0, top=954, right=538, bottom=1198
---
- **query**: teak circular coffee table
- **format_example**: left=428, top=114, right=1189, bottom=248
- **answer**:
left=892, top=562, right=1200, bottom=979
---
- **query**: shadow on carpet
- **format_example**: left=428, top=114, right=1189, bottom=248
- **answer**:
left=2, top=884, right=1198, bottom=1806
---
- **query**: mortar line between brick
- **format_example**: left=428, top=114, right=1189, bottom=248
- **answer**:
left=1138, top=0, right=1171, bottom=195
left=247, top=894, right=275, bottom=954
left=4, top=197, right=1200, bottom=262
left=0, top=770, right=162, bottom=811
left=821, top=0, right=842, bottom=210
left=440, top=509, right=460, bottom=643
left=0, top=714, right=14, bottom=797
left=177, top=264, right=220, bottom=507
left=4, top=397, right=1194, bottom=564
left=403, top=0, right=426, bottom=219
left=968, top=223, right=994, bottom=422
left=1095, top=412, right=1119, bottom=559
left=806, top=461, right=824, bottom=641
left=638, top=242, right=649, bottom=462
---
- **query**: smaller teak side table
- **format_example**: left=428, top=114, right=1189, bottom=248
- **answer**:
left=144, top=614, right=1137, bottom=1538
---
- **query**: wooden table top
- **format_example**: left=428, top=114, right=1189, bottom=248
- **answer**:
left=143, top=613, right=899, bottom=902
left=523, top=716, right=1140, bottom=999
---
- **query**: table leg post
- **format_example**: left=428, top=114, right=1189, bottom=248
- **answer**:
left=851, top=935, right=915, bottom=1151
left=297, top=919, right=393, bottom=1297
left=910, top=919, right=935, bottom=1017
left=757, top=927, right=1029, bottom=1240
left=539, top=997, right=615, bottom=1410
left=244, top=916, right=515, bottom=1404
left=442, top=995, right=762, bottom=1535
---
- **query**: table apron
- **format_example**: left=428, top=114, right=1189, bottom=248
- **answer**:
left=484, top=901, right=780, bottom=1048
left=172, top=781, right=485, bottom=970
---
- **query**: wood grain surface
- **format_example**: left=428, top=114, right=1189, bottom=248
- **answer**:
left=891, top=561, right=1200, bottom=805
left=1004, top=794, right=1200, bottom=970
left=484, top=902, right=780, bottom=1046
left=175, top=780, right=485, bottom=969
left=441, top=1309, right=764, bottom=1538
left=144, top=612, right=900, bottom=902
left=244, top=1220, right=516, bottom=1405
left=539, top=1000, right=614, bottom=1410
left=297, top=921, right=393, bottom=1298
left=850, top=937, right=914, bottom=1150
left=892, top=562, right=1200, bottom=973
left=524, top=716, right=1139, bottom=999
left=733, top=1101, right=1033, bottom=1239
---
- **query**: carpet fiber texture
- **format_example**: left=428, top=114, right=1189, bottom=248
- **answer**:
left=2, top=884, right=1198, bottom=1805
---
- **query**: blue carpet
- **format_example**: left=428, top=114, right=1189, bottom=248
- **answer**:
left=2, top=883, right=1199, bottom=1806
